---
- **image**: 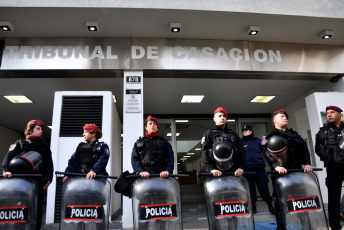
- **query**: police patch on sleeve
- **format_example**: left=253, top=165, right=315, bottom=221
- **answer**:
left=105, top=148, right=110, bottom=155
left=8, top=144, right=16, bottom=151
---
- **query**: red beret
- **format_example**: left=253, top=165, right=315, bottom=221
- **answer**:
left=214, top=107, right=228, bottom=118
left=27, top=120, right=45, bottom=129
left=273, top=109, right=289, bottom=119
left=326, top=105, right=343, bottom=113
left=147, top=115, right=159, bottom=128
left=83, top=124, right=100, bottom=133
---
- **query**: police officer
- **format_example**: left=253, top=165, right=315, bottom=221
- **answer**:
left=241, top=124, right=274, bottom=214
left=262, top=109, right=312, bottom=230
left=131, top=115, right=174, bottom=178
left=201, top=107, right=245, bottom=177
left=63, top=124, right=110, bottom=182
left=2, top=119, right=54, bottom=230
left=315, top=105, right=344, bottom=230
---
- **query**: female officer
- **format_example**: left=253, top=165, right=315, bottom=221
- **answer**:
left=1, top=119, right=54, bottom=230
left=131, top=115, right=175, bottom=178
left=63, top=124, right=110, bottom=182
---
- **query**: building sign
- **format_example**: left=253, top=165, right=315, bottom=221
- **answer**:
left=1, top=38, right=344, bottom=73
left=125, top=89, right=141, bottom=113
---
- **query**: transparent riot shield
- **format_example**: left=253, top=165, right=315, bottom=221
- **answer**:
left=0, top=174, right=40, bottom=230
left=132, top=175, right=184, bottom=230
left=58, top=172, right=113, bottom=230
left=202, top=173, right=254, bottom=230
left=274, top=169, right=328, bottom=230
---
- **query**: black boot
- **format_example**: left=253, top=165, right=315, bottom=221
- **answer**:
left=266, top=200, right=275, bottom=214
left=252, top=202, right=257, bottom=214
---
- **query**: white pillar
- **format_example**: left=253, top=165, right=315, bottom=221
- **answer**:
left=122, top=71, right=144, bottom=228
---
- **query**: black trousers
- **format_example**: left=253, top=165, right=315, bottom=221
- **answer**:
left=243, top=165, right=272, bottom=202
left=326, top=166, right=344, bottom=230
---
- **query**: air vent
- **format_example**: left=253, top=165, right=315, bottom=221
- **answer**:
left=60, top=96, right=103, bottom=137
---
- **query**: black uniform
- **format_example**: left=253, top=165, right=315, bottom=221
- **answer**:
left=262, top=127, right=311, bottom=230
left=131, top=135, right=174, bottom=174
left=201, top=125, right=245, bottom=172
left=315, top=121, right=344, bottom=230
left=2, top=137, right=54, bottom=230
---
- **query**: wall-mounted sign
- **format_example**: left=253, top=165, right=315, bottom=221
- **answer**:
left=125, top=89, right=141, bottom=113
left=126, top=76, right=141, bottom=83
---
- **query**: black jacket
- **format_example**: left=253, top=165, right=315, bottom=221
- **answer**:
left=2, top=138, right=54, bottom=184
left=201, top=125, right=245, bottom=171
left=315, top=121, right=344, bottom=167
left=262, top=127, right=311, bottom=169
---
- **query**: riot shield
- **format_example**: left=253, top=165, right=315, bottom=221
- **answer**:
left=202, top=173, right=254, bottom=230
left=0, top=175, right=40, bottom=230
left=274, top=170, right=328, bottom=230
left=132, top=176, right=183, bottom=230
left=59, top=175, right=111, bottom=230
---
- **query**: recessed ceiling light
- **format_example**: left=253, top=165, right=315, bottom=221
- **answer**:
left=176, top=120, right=189, bottom=123
left=86, top=21, right=99, bottom=32
left=187, top=153, right=195, bottom=155
left=170, top=23, right=181, bottom=33
left=247, top=25, right=260, bottom=36
left=0, top=21, right=14, bottom=32
left=319, top=30, right=334, bottom=39
left=4, top=95, right=33, bottom=103
left=195, top=148, right=201, bottom=151
left=180, top=157, right=187, bottom=161
left=227, top=119, right=236, bottom=122
left=184, top=156, right=191, bottom=158
left=181, top=95, right=204, bottom=103
left=250, top=96, right=275, bottom=103
left=166, top=133, right=180, bottom=136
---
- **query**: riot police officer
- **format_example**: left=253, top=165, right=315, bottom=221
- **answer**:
left=262, top=109, right=312, bottom=230
left=315, top=105, right=344, bottom=230
left=201, top=107, right=245, bottom=177
left=63, top=124, right=110, bottom=182
left=131, top=115, right=175, bottom=178
left=1, top=119, right=54, bottom=230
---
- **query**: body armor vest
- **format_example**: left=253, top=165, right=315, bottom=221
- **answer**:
left=74, top=142, right=102, bottom=173
left=136, top=137, right=167, bottom=173
left=325, top=125, right=344, bottom=163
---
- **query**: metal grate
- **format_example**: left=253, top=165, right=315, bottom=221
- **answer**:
left=59, top=96, right=103, bottom=137
left=54, top=175, right=63, bottom=223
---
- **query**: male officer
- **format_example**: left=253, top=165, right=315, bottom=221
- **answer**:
left=131, top=115, right=174, bottom=178
left=262, top=109, right=312, bottom=230
left=315, top=105, right=344, bottom=230
left=201, top=107, right=245, bottom=177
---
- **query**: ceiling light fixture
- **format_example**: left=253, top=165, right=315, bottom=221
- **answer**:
left=319, top=30, right=334, bottom=39
left=250, top=96, right=275, bottom=103
left=247, top=25, right=260, bottom=36
left=4, top=95, right=33, bottom=103
left=170, top=23, right=181, bottom=33
left=167, top=133, right=180, bottom=136
left=195, top=148, right=201, bottom=151
left=227, top=119, right=236, bottom=122
left=86, top=21, right=99, bottom=32
left=181, top=95, right=204, bottom=103
left=176, top=120, right=189, bottom=123
left=184, top=156, right=191, bottom=158
left=0, top=21, right=14, bottom=32
left=186, top=153, right=195, bottom=155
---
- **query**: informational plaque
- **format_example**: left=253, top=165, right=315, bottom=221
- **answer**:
left=125, top=89, right=141, bottom=113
